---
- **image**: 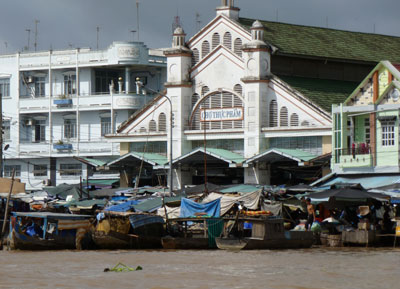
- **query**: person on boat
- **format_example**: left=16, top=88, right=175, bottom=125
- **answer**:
left=305, top=198, right=315, bottom=231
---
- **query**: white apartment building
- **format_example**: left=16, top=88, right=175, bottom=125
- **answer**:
left=0, top=41, right=166, bottom=190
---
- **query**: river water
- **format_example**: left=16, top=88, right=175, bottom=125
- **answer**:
left=0, top=248, right=399, bottom=289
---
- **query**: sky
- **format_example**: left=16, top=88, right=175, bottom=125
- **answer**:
left=0, top=0, right=400, bottom=53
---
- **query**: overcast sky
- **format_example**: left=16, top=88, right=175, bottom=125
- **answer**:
left=1, top=0, right=399, bottom=53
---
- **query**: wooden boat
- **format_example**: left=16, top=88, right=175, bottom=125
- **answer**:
left=216, top=217, right=314, bottom=250
left=8, top=212, right=93, bottom=250
left=92, top=213, right=164, bottom=249
left=161, top=217, right=224, bottom=249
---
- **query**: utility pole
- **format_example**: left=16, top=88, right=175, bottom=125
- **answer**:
left=136, top=1, right=140, bottom=41
left=0, top=92, right=3, bottom=178
left=25, top=29, right=31, bottom=51
left=96, top=26, right=100, bottom=50
left=34, top=19, right=40, bottom=52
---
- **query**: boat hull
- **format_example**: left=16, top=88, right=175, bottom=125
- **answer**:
left=92, top=230, right=162, bottom=249
left=161, top=236, right=211, bottom=250
left=216, top=231, right=314, bottom=250
left=9, top=229, right=77, bottom=250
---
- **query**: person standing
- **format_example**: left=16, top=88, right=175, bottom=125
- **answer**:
left=306, top=198, right=315, bottom=230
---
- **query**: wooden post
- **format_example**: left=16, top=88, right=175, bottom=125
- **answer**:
left=0, top=169, right=15, bottom=241
left=162, top=196, right=170, bottom=233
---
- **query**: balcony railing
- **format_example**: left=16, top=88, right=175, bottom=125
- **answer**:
left=338, top=144, right=372, bottom=168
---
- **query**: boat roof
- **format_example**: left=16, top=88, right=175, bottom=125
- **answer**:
left=11, top=212, right=92, bottom=219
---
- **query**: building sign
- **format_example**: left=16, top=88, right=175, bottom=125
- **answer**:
left=118, top=46, right=140, bottom=58
left=200, top=107, right=243, bottom=122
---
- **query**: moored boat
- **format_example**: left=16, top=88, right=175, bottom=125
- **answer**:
left=92, top=212, right=164, bottom=249
left=216, top=217, right=314, bottom=250
left=8, top=212, right=93, bottom=250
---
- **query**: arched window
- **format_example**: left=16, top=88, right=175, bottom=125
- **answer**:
left=269, top=100, right=278, bottom=127
left=201, top=86, right=210, bottom=96
left=139, top=127, right=146, bottom=133
left=223, top=32, right=232, bottom=49
left=192, top=93, right=200, bottom=109
left=201, top=41, right=210, bottom=58
left=301, top=120, right=310, bottom=126
left=212, top=33, right=220, bottom=50
left=290, top=113, right=299, bottom=126
left=158, top=113, right=166, bottom=132
left=233, top=84, right=242, bottom=96
left=149, top=120, right=157, bottom=132
left=192, top=48, right=199, bottom=66
left=234, top=38, right=242, bottom=57
left=280, top=106, right=288, bottom=127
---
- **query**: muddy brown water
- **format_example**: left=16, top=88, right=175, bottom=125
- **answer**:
left=0, top=248, right=399, bottom=289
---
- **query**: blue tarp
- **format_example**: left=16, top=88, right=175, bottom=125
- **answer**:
left=180, top=198, right=221, bottom=218
left=129, top=214, right=164, bottom=229
left=104, top=200, right=141, bottom=212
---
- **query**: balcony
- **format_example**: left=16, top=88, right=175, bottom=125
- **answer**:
left=53, top=98, right=73, bottom=106
left=339, top=145, right=372, bottom=168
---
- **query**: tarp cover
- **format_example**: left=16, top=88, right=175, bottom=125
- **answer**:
left=180, top=198, right=221, bottom=218
left=202, top=190, right=261, bottom=216
left=133, top=196, right=181, bottom=212
left=104, top=200, right=141, bottom=212
left=129, top=214, right=164, bottom=229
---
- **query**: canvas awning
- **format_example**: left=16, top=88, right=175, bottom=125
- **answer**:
left=244, top=148, right=316, bottom=166
left=106, top=151, right=168, bottom=169
left=170, top=147, right=245, bottom=168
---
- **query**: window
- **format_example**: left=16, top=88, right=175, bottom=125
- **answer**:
left=269, top=100, right=277, bottom=127
left=212, top=33, right=220, bottom=49
left=130, top=141, right=167, bottom=155
left=280, top=107, right=288, bottom=127
left=34, top=119, right=46, bottom=142
left=192, top=48, right=199, bottom=66
left=233, top=84, right=242, bottom=96
left=3, top=120, right=10, bottom=141
left=95, top=70, right=120, bottom=94
left=301, top=120, right=310, bottom=126
left=158, top=113, right=167, bottom=132
left=381, top=121, right=395, bottom=146
left=234, top=38, right=242, bottom=57
left=201, top=41, right=210, bottom=58
left=64, top=75, right=76, bottom=95
left=4, top=165, right=21, bottom=177
left=270, top=136, right=322, bottom=156
left=34, top=77, right=46, bottom=97
left=60, top=163, right=82, bottom=176
left=101, top=117, right=111, bottom=136
left=223, top=32, right=232, bottom=49
left=201, top=86, right=210, bottom=97
left=149, top=120, right=157, bottom=132
left=333, top=113, right=342, bottom=163
left=0, top=78, right=10, bottom=97
left=290, top=113, right=299, bottom=126
left=64, top=119, right=77, bottom=139
left=33, top=164, right=47, bottom=177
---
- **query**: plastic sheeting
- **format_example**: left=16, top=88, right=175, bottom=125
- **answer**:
left=129, top=214, right=164, bottom=229
left=180, top=198, right=221, bottom=218
left=104, top=200, right=141, bottom=212
left=157, top=205, right=181, bottom=219
left=202, top=190, right=262, bottom=216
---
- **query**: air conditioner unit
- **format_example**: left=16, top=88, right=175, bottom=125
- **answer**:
left=42, top=179, right=51, bottom=186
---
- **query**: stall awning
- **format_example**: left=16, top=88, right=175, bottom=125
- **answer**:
left=171, top=147, right=245, bottom=168
left=245, top=148, right=316, bottom=165
left=316, top=175, right=400, bottom=190
left=106, top=151, right=168, bottom=168
left=73, top=157, right=109, bottom=168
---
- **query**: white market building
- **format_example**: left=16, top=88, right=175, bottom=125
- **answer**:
left=0, top=41, right=166, bottom=190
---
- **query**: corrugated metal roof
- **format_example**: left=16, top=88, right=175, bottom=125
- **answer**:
left=318, top=175, right=400, bottom=190
left=246, top=148, right=316, bottom=164
left=172, top=148, right=244, bottom=165
left=107, top=151, right=168, bottom=167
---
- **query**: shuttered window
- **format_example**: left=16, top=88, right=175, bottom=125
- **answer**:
left=149, top=120, right=157, bottom=132
left=158, top=113, right=166, bottom=132
left=269, top=100, right=278, bottom=127
left=280, top=106, right=288, bottom=127
left=234, top=38, right=242, bottom=57
left=192, top=48, right=199, bottom=66
left=223, top=32, right=232, bottom=49
left=290, top=113, right=299, bottom=126
left=233, top=84, right=242, bottom=96
left=201, top=41, right=210, bottom=58
left=212, top=33, right=220, bottom=49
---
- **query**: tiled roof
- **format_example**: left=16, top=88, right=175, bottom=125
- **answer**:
left=277, top=75, right=359, bottom=112
left=239, top=18, right=400, bottom=63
